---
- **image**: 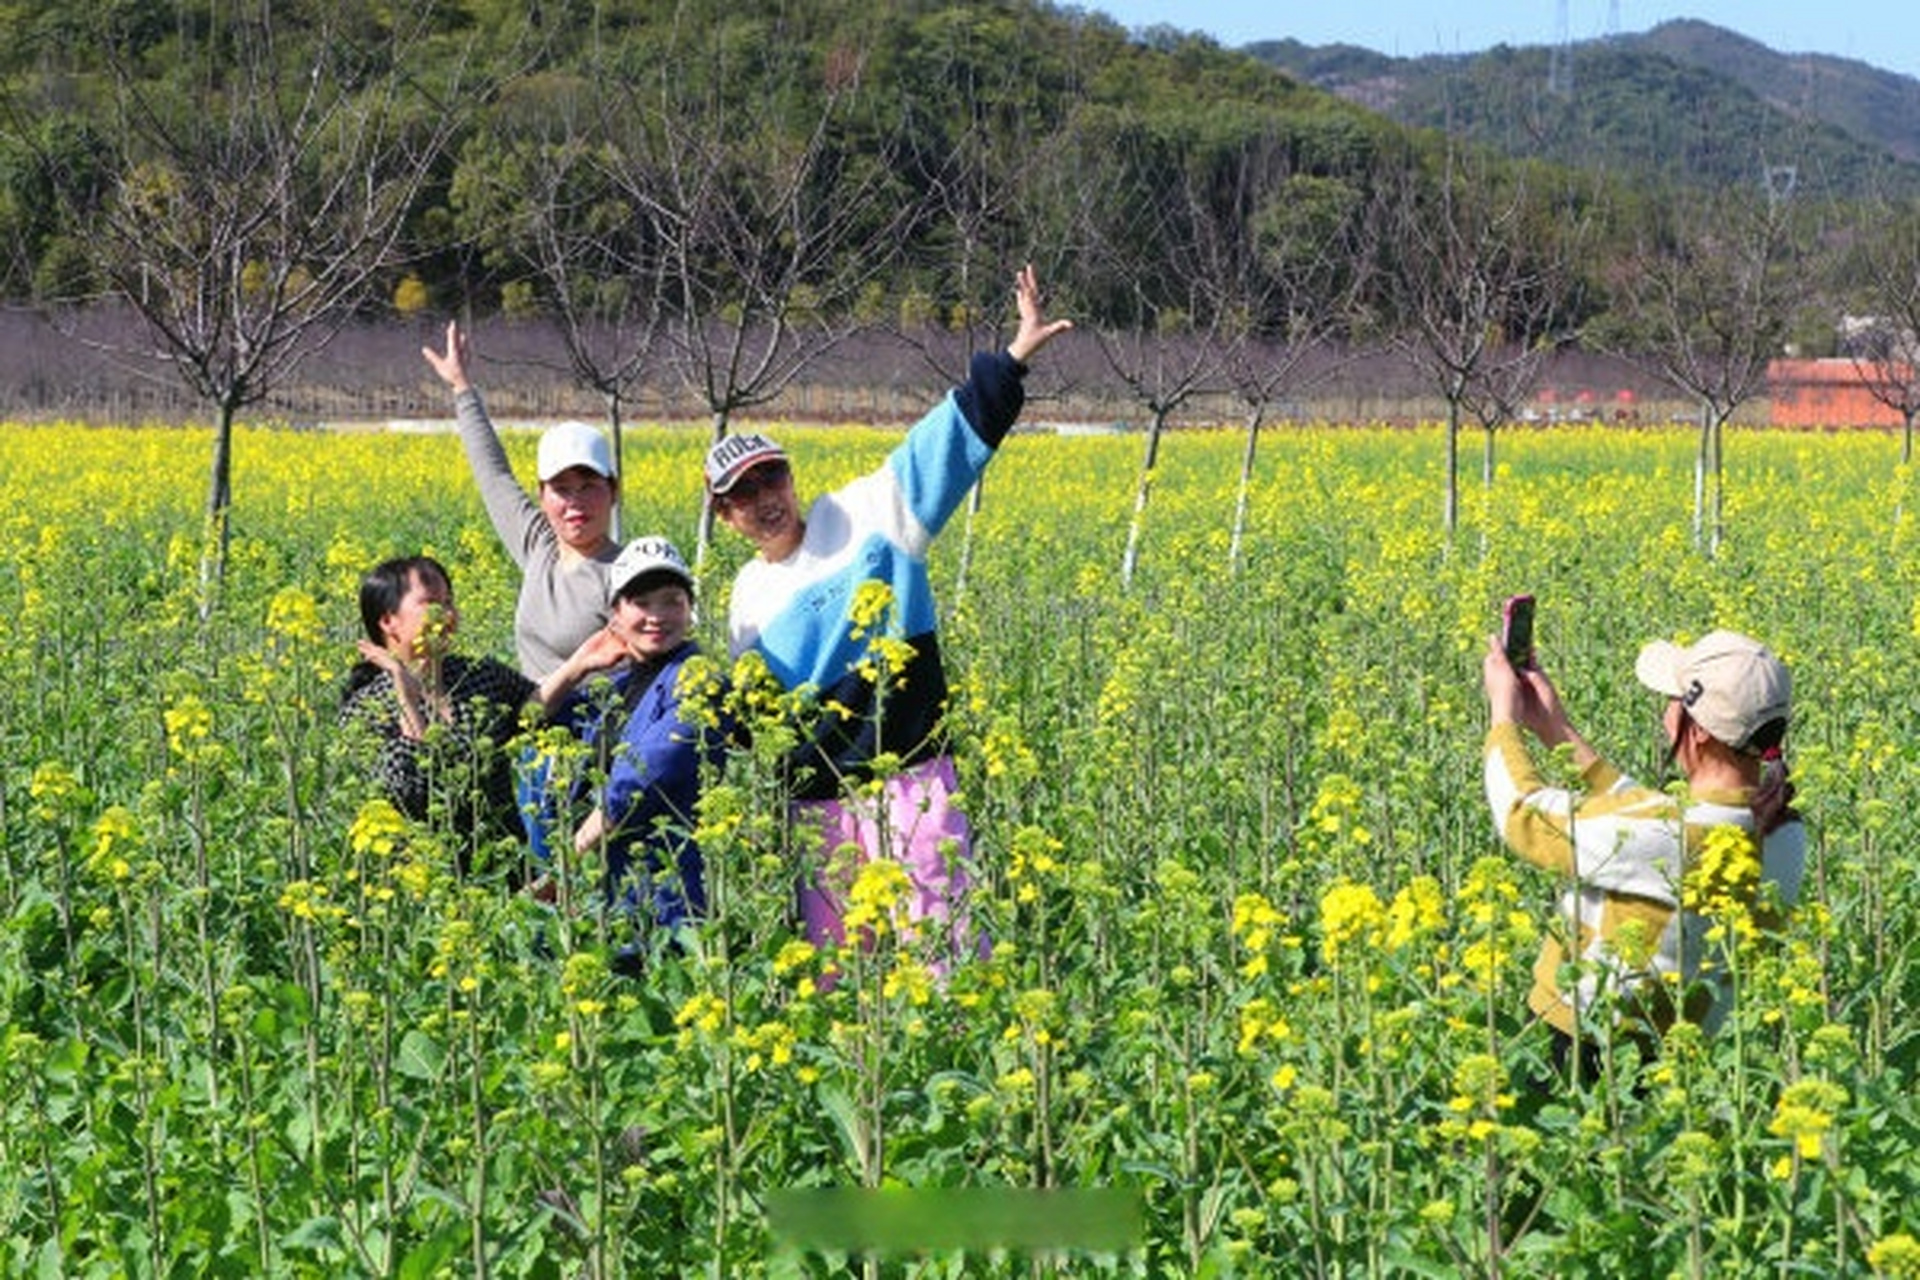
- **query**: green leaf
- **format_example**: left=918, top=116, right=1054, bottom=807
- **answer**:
left=395, top=1029, right=446, bottom=1081
left=396, top=1225, right=464, bottom=1280
left=282, top=1215, right=347, bottom=1255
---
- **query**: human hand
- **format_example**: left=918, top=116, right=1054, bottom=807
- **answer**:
left=357, top=638, right=405, bottom=677
left=360, top=639, right=432, bottom=738
left=1517, top=663, right=1573, bottom=734
left=1482, top=634, right=1531, bottom=726
left=536, top=625, right=629, bottom=711
left=422, top=320, right=473, bottom=393
left=1006, top=263, right=1073, bottom=365
left=576, top=624, right=631, bottom=672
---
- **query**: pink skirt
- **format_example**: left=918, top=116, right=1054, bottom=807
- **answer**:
left=791, top=754, right=983, bottom=972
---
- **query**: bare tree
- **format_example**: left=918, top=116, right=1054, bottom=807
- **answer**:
left=608, top=26, right=920, bottom=559
left=1214, top=168, right=1370, bottom=573
left=1380, top=144, right=1574, bottom=537
left=1057, top=107, right=1245, bottom=589
left=41, top=3, right=464, bottom=602
left=1845, top=194, right=1920, bottom=466
left=887, top=13, right=1079, bottom=602
left=449, top=66, right=671, bottom=541
left=1605, top=180, right=1803, bottom=555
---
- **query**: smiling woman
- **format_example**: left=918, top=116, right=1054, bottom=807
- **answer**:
left=340, top=555, right=626, bottom=878
left=422, top=322, right=631, bottom=865
left=565, top=537, right=734, bottom=954
left=422, top=326, right=625, bottom=679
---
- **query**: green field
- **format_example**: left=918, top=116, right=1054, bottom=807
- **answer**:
left=3, top=419, right=1918, bottom=1277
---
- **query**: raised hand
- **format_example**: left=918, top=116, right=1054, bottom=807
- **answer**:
left=422, top=320, right=474, bottom=394
left=1007, top=263, right=1073, bottom=364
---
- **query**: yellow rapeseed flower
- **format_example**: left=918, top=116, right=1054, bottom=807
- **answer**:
left=841, top=856, right=911, bottom=939
left=1768, top=1077, right=1848, bottom=1161
left=1318, top=879, right=1385, bottom=965
left=1385, top=876, right=1446, bottom=950
left=1684, top=823, right=1762, bottom=922
left=1868, top=1233, right=1920, bottom=1279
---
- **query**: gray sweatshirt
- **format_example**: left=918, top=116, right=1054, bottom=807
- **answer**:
left=455, top=389, right=621, bottom=679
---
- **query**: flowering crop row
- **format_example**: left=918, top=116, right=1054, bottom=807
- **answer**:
left=2, top=420, right=1918, bottom=1276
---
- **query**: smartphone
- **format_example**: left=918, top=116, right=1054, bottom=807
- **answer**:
left=1501, top=594, right=1536, bottom=668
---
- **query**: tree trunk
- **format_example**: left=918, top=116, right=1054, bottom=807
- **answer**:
left=1228, top=405, right=1263, bottom=575
left=1709, top=412, right=1725, bottom=557
left=695, top=409, right=732, bottom=568
left=200, top=400, right=238, bottom=619
left=1692, top=401, right=1711, bottom=550
left=605, top=390, right=626, bottom=545
left=1120, top=407, right=1167, bottom=590
left=1443, top=400, right=1461, bottom=536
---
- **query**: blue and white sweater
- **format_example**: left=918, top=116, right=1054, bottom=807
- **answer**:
left=726, top=349, right=1027, bottom=799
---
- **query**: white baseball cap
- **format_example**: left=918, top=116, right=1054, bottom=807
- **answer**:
left=704, top=432, right=787, bottom=494
left=607, top=535, right=693, bottom=601
left=537, top=421, right=615, bottom=482
left=1634, top=629, right=1791, bottom=754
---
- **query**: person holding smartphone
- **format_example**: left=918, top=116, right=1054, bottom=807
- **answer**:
left=1481, top=622, right=1806, bottom=1082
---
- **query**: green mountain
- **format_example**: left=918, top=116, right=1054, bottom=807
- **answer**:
left=1248, top=21, right=1920, bottom=197
left=1624, top=19, right=1920, bottom=164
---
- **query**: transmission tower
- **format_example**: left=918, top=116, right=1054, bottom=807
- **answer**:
left=1547, top=0, right=1573, bottom=96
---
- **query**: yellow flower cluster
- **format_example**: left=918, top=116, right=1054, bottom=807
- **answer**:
left=883, top=960, right=935, bottom=1006
left=1006, top=824, right=1064, bottom=905
left=163, top=693, right=226, bottom=768
left=28, top=759, right=82, bottom=819
left=1318, top=879, right=1385, bottom=965
left=1684, top=822, right=1762, bottom=923
left=1456, top=856, right=1535, bottom=986
left=86, top=805, right=142, bottom=884
left=1869, top=1234, right=1920, bottom=1279
left=561, top=951, right=609, bottom=1019
left=1437, top=1053, right=1530, bottom=1149
left=1004, top=986, right=1059, bottom=1047
left=841, top=856, right=912, bottom=940
left=348, top=799, right=408, bottom=857
left=278, top=879, right=347, bottom=926
left=345, top=799, right=436, bottom=903
left=266, top=585, right=326, bottom=649
left=729, top=1019, right=797, bottom=1073
left=1767, top=1076, right=1848, bottom=1165
left=979, top=713, right=1038, bottom=783
left=847, top=579, right=896, bottom=639
left=1384, top=876, right=1447, bottom=950
left=1231, top=891, right=1290, bottom=978
left=431, top=917, right=487, bottom=995
left=1303, top=773, right=1372, bottom=860
left=1236, top=995, right=1292, bottom=1057
left=675, top=991, right=728, bottom=1040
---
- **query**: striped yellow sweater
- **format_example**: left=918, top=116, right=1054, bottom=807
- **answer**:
left=1483, top=723, right=1806, bottom=1037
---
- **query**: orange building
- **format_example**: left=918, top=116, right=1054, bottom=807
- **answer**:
left=1769, top=359, right=1910, bottom=427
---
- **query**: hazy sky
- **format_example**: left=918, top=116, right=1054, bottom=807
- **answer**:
left=1087, top=1, right=1920, bottom=80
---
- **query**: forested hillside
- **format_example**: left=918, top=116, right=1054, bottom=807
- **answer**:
left=0, top=0, right=1917, bottom=449
left=1250, top=21, right=1920, bottom=198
